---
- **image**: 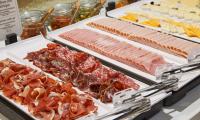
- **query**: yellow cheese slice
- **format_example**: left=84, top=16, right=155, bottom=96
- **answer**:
left=120, top=12, right=138, bottom=22
left=140, top=19, right=161, bottom=27
left=184, top=25, right=200, bottom=38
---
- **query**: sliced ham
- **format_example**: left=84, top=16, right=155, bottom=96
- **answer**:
left=59, top=29, right=167, bottom=75
left=87, top=17, right=200, bottom=58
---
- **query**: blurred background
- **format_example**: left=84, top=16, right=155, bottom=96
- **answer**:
left=17, top=0, right=137, bottom=39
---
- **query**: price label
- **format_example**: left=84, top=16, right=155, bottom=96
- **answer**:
left=0, top=0, right=22, bottom=41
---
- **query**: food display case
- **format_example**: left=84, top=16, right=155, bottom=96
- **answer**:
left=1, top=0, right=200, bottom=120
left=107, top=0, right=200, bottom=105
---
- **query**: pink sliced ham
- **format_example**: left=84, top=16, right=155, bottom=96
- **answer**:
left=87, top=17, right=200, bottom=58
left=59, top=29, right=167, bottom=75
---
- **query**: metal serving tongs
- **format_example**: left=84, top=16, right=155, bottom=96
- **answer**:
left=78, top=88, right=150, bottom=120
left=157, top=62, right=200, bottom=81
left=104, top=77, right=178, bottom=120
left=96, top=97, right=151, bottom=120
left=156, top=50, right=200, bottom=83
left=86, top=75, right=178, bottom=120
left=77, top=98, right=151, bottom=120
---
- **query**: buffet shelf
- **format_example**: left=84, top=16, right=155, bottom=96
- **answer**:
left=1, top=1, right=200, bottom=119
left=0, top=36, right=169, bottom=120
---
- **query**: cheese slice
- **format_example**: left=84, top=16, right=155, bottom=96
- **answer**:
left=140, top=19, right=161, bottom=27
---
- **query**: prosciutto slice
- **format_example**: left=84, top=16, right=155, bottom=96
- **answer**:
left=0, top=59, right=97, bottom=120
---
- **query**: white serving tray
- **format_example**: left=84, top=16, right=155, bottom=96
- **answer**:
left=0, top=40, right=109, bottom=120
left=107, top=0, right=200, bottom=44
left=47, top=15, right=200, bottom=90
left=0, top=36, right=170, bottom=120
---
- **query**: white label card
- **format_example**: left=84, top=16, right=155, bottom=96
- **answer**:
left=0, top=0, right=22, bottom=41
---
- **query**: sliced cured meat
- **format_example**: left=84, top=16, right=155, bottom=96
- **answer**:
left=87, top=17, right=200, bottom=58
left=77, top=56, right=101, bottom=73
left=0, top=59, right=97, bottom=120
left=59, top=29, right=167, bottom=75
left=25, top=43, right=140, bottom=103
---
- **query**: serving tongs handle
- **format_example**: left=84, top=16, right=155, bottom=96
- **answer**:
left=134, top=77, right=178, bottom=98
left=111, top=77, right=178, bottom=120
left=106, top=78, right=178, bottom=120
left=112, top=76, right=178, bottom=107
left=96, top=97, right=151, bottom=120
left=147, top=77, right=179, bottom=96
left=116, top=99, right=151, bottom=120
left=160, top=61, right=200, bottom=80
